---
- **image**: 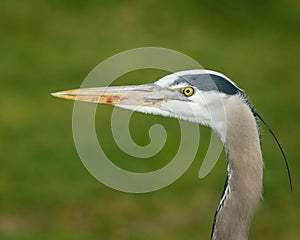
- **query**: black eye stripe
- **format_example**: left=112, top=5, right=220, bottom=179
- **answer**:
left=172, top=74, right=243, bottom=96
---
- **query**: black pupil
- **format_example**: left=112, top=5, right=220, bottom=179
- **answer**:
left=186, top=89, right=190, bottom=93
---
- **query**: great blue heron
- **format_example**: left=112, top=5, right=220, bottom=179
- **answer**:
left=52, top=69, right=291, bottom=240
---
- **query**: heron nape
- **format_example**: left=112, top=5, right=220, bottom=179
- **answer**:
left=52, top=69, right=292, bottom=240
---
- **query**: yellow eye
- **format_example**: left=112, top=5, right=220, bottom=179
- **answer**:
left=183, top=86, right=194, bottom=97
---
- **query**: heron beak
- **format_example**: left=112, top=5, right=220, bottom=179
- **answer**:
left=51, top=84, right=174, bottom=107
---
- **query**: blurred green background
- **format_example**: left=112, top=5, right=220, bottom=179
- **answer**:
left=1, top=0, right=299, bottom=239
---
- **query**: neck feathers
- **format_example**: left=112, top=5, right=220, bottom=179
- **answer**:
left=212, top=96, right=263, bottom=240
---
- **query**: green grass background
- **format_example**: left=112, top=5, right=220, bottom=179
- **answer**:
left=1, top=0, right=299, bottom=239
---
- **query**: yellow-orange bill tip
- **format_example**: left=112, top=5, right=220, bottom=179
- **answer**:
left=51, top=91, right=78, bottom=101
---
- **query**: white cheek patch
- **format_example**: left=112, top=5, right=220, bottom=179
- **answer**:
left=159, top=100, right=211, bottom=124
left=196, top=91, right=228, bottom=139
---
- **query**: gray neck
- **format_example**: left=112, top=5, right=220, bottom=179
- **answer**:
left=211, top=99, right=263, bottom=240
